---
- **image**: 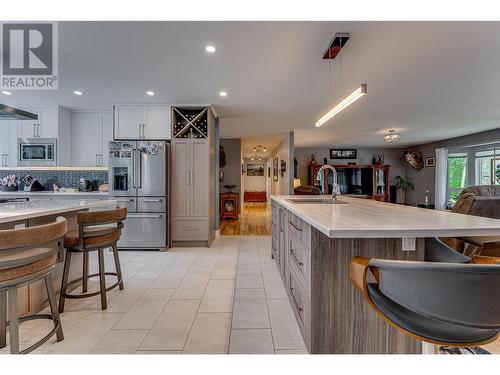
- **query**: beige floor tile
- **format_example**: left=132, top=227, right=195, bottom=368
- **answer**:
left=262, top=271, right=288, bottom=299
left=104, top=279, right=155, bottom=313
left=172, top=271, right=211, bottom=299
left=199, top=279, right=235, bottom=313
left=139, top=299, right=200, bottom=351
left=236, top=273, right=264, bottom=289
left=232, top=289, right=270, bottom=329
left=210, top=265, right=237, bottom=280
left=90, top=329, right=148, bottom=354
left=183, top=313, right=231, bottom=354
left=229, top=329, right=275, bottom=354
left=48, top=312, right=123, bottom=354
left=275, top=349, right=309, bottom=354
left=136, top=350, right=183, bottom=354
left=267, top=299, right=306, bottom=350
left=113, top=288, right=174, bottom=329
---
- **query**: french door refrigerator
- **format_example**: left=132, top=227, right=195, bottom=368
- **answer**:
left=109, top=140, right=169, bottom=250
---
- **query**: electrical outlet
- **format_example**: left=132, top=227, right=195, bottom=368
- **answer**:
left=402, top=237, right=416, bottom=251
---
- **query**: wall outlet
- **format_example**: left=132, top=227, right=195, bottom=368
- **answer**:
left=402, top=237, right=416, bottom=251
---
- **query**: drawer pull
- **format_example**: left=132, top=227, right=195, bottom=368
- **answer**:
left=290, top=248, right=304, bottom=266
left=290, top=287, right=304, bottom=312
left=183, top=227, right=198, bottom=231
left=141, top=199, right=163, bottom=202
left=289, top=221, right=303, bottom=232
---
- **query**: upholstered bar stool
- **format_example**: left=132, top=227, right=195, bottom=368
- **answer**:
left=0, top=219, right=67, bottom=354
left=349, top=250, right=500, bottom=353
left=59, top=207, right=127, bottom=312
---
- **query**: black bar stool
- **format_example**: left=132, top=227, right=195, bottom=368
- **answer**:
left=349, top=238, right=500, bottom=353
left=0, top=219, right=67, bottom=354
left=59, top=207, right=127, bottom=312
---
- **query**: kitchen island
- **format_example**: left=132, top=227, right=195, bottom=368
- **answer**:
left=271, top=195, right=500, bottom=354
left=0, top=199, right=116, bottom=317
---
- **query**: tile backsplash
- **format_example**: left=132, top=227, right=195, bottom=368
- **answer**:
left=0, top=170, right=108, bottom=191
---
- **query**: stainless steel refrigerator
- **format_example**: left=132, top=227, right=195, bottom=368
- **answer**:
left=108, top=140, right=169, bottom=250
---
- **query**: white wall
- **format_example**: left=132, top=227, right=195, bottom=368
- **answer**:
left=271, top=132, right=294, bottom=196
left=243, top=158, right=266, bottom=191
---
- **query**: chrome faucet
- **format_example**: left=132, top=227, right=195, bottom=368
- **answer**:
left=316, top=165, right=341, bottom=200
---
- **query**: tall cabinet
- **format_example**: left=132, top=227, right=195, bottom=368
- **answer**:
left=171, top=106, right=216, bottom=246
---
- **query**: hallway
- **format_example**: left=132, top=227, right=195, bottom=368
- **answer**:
left=220, top=203, right=271, bottom=236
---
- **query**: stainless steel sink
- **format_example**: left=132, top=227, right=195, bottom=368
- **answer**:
left=285, top=198, right=348, bottom=204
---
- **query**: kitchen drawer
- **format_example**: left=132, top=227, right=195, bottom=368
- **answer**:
left=288, top=233, right=309, bottom=289
left=138, top=197, right=166, bottom=212
left=114, top=197, right=137, bottom=212
left=172, top=218, right=207, bottom=240
left=118, top=212, right=166, bottom=249
left=288, top=266, right=307, bottom=334
left=288, top=212, right=310, bottom=246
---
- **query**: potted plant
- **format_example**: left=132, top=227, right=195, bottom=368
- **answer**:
left=394, top=176, right=414, bottom=204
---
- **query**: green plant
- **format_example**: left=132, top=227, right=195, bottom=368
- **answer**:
left=394, top=176, right=414, bottom=191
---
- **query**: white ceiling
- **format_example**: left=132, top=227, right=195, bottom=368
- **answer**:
left=3, top=21, right=500, bottom=153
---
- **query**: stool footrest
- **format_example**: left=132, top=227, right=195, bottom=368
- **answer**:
left=62, top=272, right=122, bottom=299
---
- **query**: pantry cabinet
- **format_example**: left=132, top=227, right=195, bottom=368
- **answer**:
left=0, top=120, right=18, bottom=167
left=113, top=104, right=171, bottom=140
left=71, top=111, right=112, bottom=167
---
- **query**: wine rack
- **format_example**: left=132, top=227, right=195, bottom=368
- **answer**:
left=172, top=107, right=208, bottom=138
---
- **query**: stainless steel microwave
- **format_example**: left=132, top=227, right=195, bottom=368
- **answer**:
left=18, top=138, right=57, bottom=166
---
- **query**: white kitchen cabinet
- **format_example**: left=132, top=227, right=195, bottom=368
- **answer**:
left=19, top=108, right=59, bottom=138
left=0, top=120, right=18, bottom=167
left=71, top=111, right=112, bottom=167
left=113, top=104, right=171, bottom=140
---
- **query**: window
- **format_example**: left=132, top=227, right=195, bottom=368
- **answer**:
left=447, top=153, right=468, bottom=202
left=475, top=148, right=500, bottom=186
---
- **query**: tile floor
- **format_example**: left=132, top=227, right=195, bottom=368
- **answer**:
left=0, top=235, right=307, bottom=354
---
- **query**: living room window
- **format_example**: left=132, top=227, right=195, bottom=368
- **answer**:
left=447, top=152, right=468, bottom=202
left=475, top=148, right=500, bottom=186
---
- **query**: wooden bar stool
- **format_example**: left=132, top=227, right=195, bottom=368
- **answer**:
left=59, top=207, right=127, bottom=312
left=0, top=219, right=67, bottom=354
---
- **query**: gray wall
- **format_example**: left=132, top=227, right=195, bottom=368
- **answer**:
left=219, top=138, right=241, bottom=213
left=294, top=147, right=406, bottom=187
left=405, top=128, right=500, bottom=205
left=271, top=132, right=294, bottom=196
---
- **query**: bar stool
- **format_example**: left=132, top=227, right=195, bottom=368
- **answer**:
left=0, top=219, right=67, bottom=354
left=349, top=250, right=500, bottom=353
left=59, top=207, right=127, bottom=312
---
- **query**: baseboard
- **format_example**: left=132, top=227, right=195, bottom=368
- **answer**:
left=171, top=241, right=209, bottom=247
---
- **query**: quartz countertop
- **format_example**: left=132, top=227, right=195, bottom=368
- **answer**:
left=271, top=195, right=500, bottom=238
left=0, top=191, right=109, bottom=197
left=0, top=199, right=116, bottom=224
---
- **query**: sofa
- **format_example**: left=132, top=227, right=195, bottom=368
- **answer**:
left=445, top=186, right=500, bottom=256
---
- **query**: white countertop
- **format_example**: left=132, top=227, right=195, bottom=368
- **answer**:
left=272, top=195, right=500, bottom=238
left=0, top=199, right=116, bottom=224
left=0, top=191, right=109, bottom=197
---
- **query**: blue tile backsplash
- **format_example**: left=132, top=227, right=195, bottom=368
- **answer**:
left=0, top=170, right=108, bottom=191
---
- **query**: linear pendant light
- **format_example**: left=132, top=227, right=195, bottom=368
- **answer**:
left=315, top=84, right=367, bottom=127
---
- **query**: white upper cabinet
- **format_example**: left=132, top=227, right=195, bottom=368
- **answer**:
left=0, top=120, right=18, bottom=167
left=113, top=104, right=171, bottom=140
left=71, top=111, right=113, bottom=167
left=19, top=108, right=59, bottom=138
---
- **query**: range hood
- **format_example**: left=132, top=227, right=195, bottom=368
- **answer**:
left=0, top=104, right=38, bottom=120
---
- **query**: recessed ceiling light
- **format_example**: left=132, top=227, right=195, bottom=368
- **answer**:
left=73, top=90, right=83, bottom=96
left=146, top=91, right=155, bottom=96
left=1, top=91, right=12, bottom=96
left=205, top=45, right=216, bottom=53
left=219, top=91, right=227, bottom=97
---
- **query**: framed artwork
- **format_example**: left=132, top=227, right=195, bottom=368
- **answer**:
left=273, top=157, right=279, bottom=181
left=330, top=148, right=357, bottom=159
left=425, top=157, right=436, bottom=167
left=246, top=164, right=265, bottom=176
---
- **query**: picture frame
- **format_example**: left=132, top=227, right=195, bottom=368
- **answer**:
left=273, top=157, right=279, bottom=181
left=330, top=148, right=357, bottom=159
left=425, top=156, right=436, bottom=167
left=246, top=164, right=265, bottom=176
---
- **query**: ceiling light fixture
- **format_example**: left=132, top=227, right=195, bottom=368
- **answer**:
left=146, top=91, right=155, bottom=96
left=384, top=129, right=400, bottom=143
left=205, top=45, right=216, bottom=53
left=315, top=84, right=367, bottom=127
left=73, top=90, right=83, bottom=96
left=219, top=91, right=227, bottom=97
left=1, top=91, right=12, bottom=96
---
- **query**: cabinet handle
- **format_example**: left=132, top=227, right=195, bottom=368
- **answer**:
left=290, top=287, right=304, bottom=312
left=141, top=199, right=163, bottom=202
left=117, top=198, right=134, bottom=202
left=37, top=123, right=41, bottom=137
left=33, top=124, right=36, bottom=137
left=290, top=248, right=304, bottom=267
left=187, top=171, right=190, bottom=185
left=289, top=221, right=303, bottom=232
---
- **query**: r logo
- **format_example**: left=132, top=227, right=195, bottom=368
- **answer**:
left=2, top=23, right=53, bottom=75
